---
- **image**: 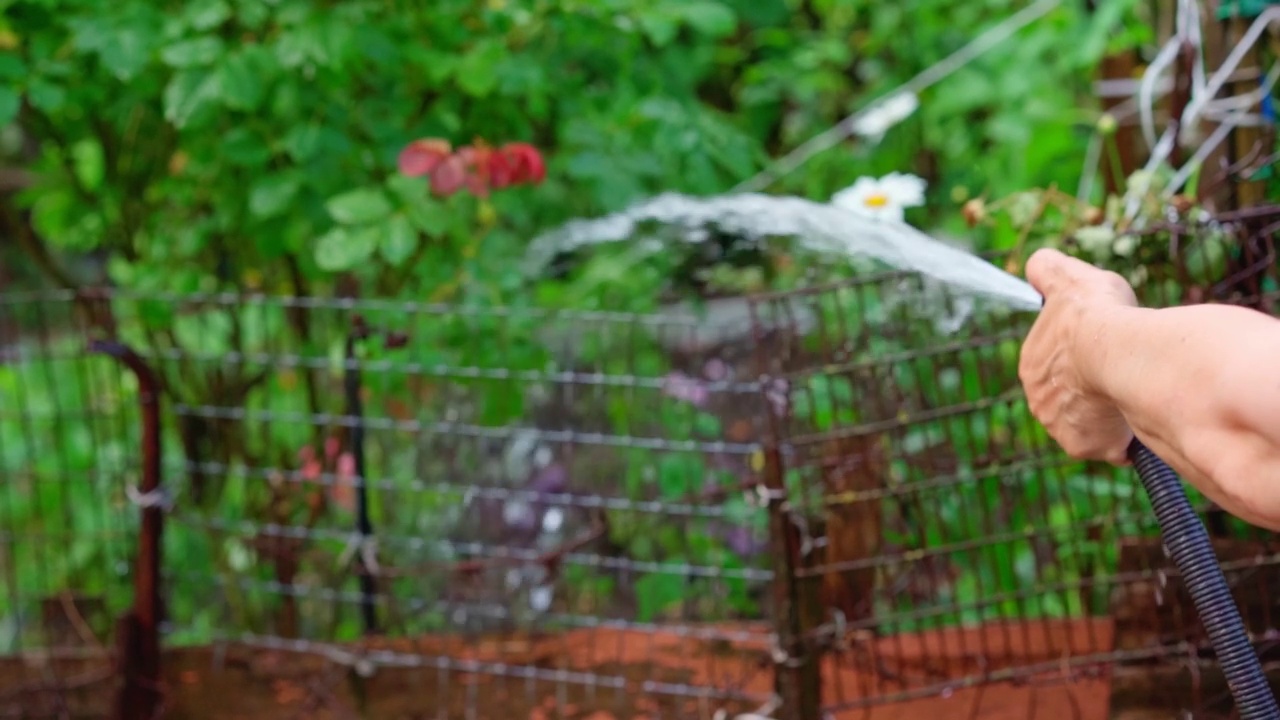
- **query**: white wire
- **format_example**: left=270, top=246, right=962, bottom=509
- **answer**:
left=1096, top=76, right=1172, bottom=98
left=1181, top=7, right=1280, bottom=139
left=1137, top=0, right=1207, bottom=151
left=1111, top=0, right=1280, bottom=223
left=732, top=0, right=1061, bottom=193
left=1185, top=0, right=1208, bottom=104
left=1164, top=114, right=1241, bottom=198
left=1140, top=39, right=1184, bottom=149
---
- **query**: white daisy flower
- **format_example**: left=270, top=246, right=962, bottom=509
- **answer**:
left=831, top=172, right=927, bottom=223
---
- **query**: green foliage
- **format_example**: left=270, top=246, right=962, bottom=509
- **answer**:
left=3, top=0, right=1147, bottom=303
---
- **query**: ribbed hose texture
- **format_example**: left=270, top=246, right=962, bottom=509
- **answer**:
left=1129, top=438, right=1280, bottom=719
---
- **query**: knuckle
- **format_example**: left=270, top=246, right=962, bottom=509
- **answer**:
left=1061, top=438, right=1090, bottom=460
left=1101, top=271, right=1134, bottom=296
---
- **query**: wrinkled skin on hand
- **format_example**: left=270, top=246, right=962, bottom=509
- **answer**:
left=1019, top=248, right=1138, bottom=465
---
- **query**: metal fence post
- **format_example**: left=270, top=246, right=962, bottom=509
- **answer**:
left=746, top=299, right=823, bottom=720
left=759, top=440, right=823, bottom=720
left=91, top=340, right=165, bottom=720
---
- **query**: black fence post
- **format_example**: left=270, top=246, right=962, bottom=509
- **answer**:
left=344, top=321, right=380, bottom=636
left=91, top=340, right=165, bottom=720
left=344, top=315, right=408, bottom=637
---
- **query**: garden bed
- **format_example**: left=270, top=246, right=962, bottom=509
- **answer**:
left=1, top=618, right=1117, bottom=720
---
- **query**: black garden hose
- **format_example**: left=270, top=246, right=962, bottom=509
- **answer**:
left=1128, top=438, right=1279, bottom=719
left=1034, top=295, right=1275, bottom=715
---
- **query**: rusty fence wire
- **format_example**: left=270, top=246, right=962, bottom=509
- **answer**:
left=2, top=213, right=1280, bottom=719
left=3, top=290, right=785, bottom=720
left=0, top=297, right=146, bottom=719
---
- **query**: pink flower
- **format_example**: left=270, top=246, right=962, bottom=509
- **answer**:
left=662, top=371, right=709, bottom=408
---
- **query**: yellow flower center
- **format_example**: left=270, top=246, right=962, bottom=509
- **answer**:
left=863, top=192, right=889, bottom=208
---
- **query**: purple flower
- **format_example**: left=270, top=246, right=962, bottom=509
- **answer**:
left=662, top=371, right=710, bottom=408
left=530, top=463, right=568, bottom=496
left=724, top=527, right=764, bottom=556
left=502, top=499, right=538, bottom=532
left=764, top=377, right=790, bottom=417
left=703, top=358, right=729, bottom=382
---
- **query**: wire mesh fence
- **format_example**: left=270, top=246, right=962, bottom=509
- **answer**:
left=4, top=289, right=788, bottom=719
left=3, top=212, right=1280, bottom=719
left=0, top=296, right=146, bottom=720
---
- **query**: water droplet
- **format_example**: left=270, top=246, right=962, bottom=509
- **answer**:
left=542, top=507, right=565, bottom=533
left=529, top=585, right=553, bottom=612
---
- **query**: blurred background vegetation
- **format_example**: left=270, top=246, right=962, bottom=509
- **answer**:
left=0, top=0, right=1150, bottom=302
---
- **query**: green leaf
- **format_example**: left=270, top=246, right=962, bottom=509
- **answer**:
left=217, top=47, right=266, bottom=111
left=221, top=127, right=272, bottom=167
left=249, top=174, right=301, bottom=219
left=637, top=10, right=680, bottom=47
left=379, top=214, right=418, bottom=266
left=314, top=226, right=378, bottom=272
left=71, top=139, right=105, bottom=191
left=184, top=0, right=233, bottom=31
left=678, top=2, right=737, bottom=37
left=456, top=40, right=503, bottom=97
left=325, top=188, right=393, bottom=225
left=282, top=123, right=323, bottom=161
left=98, top=27, right=153, bottom=81
left=693, top=412, right=721, bottom=437
left=657, top=453, right=701, bottom=499
left=163, top=70, right=221, bottom=128
left=282, top=123, right=350, bottom=162
left=274, top=21, right=344, bottom=69
left=236, top=0, right=271, bottom=29
left=1077, top=0, right=1140, bottom=65
left=31, top=188, right=77, bottom=243
left=161, top=36, right=225, bottom=68
left=387, top=175, right=450, bottom=233
left=26, top=79, right=66, bottom=113
left=0, top=54, right=25, bottom=81
left=0, top=86, right=17, bottom=125
left=634, top=572, right=686, bottom=622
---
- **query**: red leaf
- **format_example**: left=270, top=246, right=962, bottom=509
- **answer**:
left=429, top=154, right=469, bottom=196
left=330, top=452, right=357, bottom=512
left=465, top=174, right=490, bottom=198
left=398, top=138, right=452, bottom=178
left=301, top=458, right=322, bottom=482
left=501, top=142, right=546, bottom=185
left=487, top=150, right=515, bottom=189
left=452, top=145, right=493, bottom=197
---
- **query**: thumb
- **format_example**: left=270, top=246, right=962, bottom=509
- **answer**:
left=1025, top=248, right=1102, bottom=297
left=1024, top=248, right=1069, bottom=296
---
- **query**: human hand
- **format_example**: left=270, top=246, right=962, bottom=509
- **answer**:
left=1019, top=248, right=1138, bottom=465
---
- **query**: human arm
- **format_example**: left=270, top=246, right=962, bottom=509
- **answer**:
left=1019, top=248, right=1280, bottom=531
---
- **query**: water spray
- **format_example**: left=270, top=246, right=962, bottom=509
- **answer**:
left=527, top=192, right=1279, bottom=716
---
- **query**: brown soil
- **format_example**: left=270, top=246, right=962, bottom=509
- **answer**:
left=0, top=619, right=1122, bottom=720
